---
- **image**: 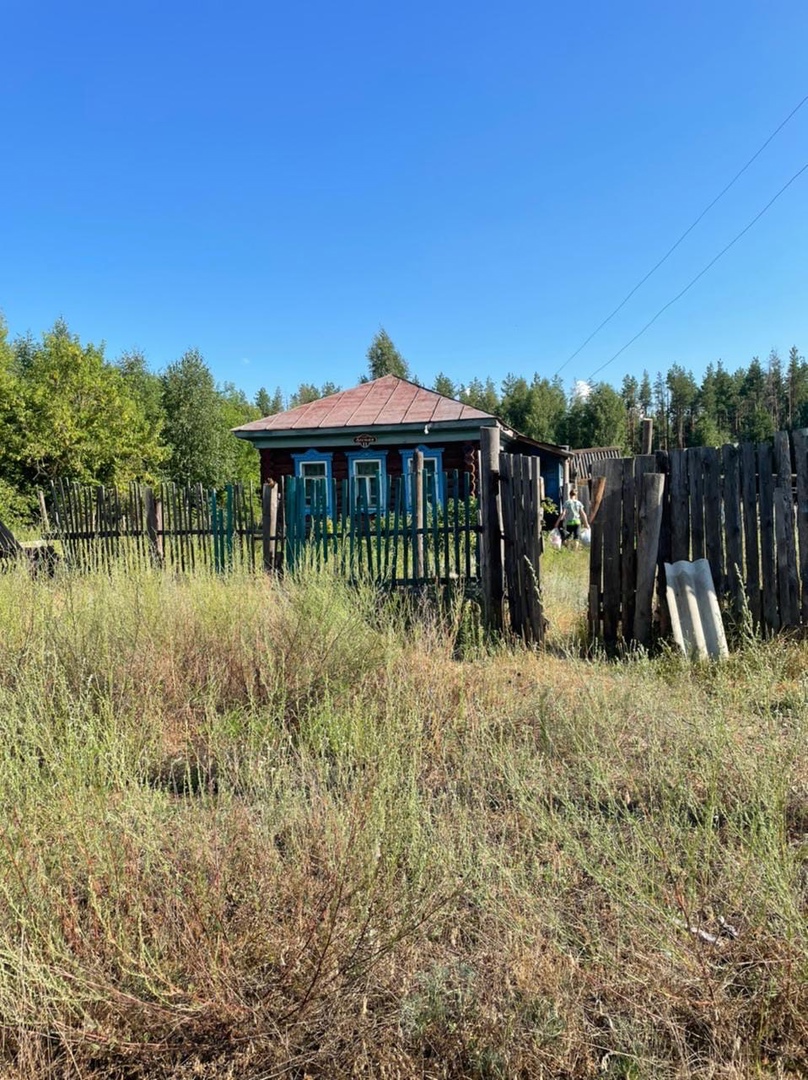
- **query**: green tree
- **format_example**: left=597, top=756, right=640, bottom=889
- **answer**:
left=366, top=328, right=410, bottom=380
left=433, top=372, right=456, bottom=398
left=255, top=386, right=284, bottom=416
left=218, top=383, right=261, bottom=484
left=14, top=320, right=163, bottom=485
left=459, top=377, right=499, bottom=415
left=738, top=357, right=774, bottom=441
left=767, top=348, right=784, bottom=431
left=560, top=382, right=626, bottom=449
left=666, top=364, right=698, bottom=448
left=161, top=349, right=228, bottom=486
left=527, top=376, right=567, bottom=443
left=621, top=374, right=640, bottom=452
left=115, top=350, right=166, bottom=476
left=639, top=370, right=653, bottom=416
left=786, top=346, right=808, bottom=428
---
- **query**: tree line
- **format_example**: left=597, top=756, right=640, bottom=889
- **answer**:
left=0, top=317, right=805, bottom=525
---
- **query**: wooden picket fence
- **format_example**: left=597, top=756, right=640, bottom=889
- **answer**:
left=282, top=467, right=480, bottom=585
left=49, top=480, right=264, bottom=573
left=45, top=441, right=545, bottom=642
left=47, top=472, right=483, bottom=587
left=588, top=428, right=808, bottom=648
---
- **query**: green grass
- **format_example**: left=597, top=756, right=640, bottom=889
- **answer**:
left=0, top=558, right=806, bottom=1077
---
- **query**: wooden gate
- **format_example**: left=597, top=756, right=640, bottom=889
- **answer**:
left=479, top=428, right=545, bottom=644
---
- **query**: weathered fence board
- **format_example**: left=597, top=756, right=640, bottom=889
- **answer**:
left=722, top=443, right=743, bottom=616
left=601, top=459, right=623, bottom=645
left=793, top=428, right=808, bottom=621
left=757, top=442, right=778, bottom=633
left=669, top=449, right=689, bottom=562
left=740, top=440, right=762, bottom=627
left=590, top=428, right=808, bottom=648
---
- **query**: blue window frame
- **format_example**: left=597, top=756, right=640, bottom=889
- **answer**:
left=401, top=446, right=445, bottom=510
left=292, top=450, right=333, bottom=515
left=346, top=450, right=388, bottom=513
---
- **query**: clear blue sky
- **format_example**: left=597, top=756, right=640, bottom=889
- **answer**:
left=2, top=0, right=807, bottom=403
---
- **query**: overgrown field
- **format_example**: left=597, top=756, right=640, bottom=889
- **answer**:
left=0, top=553, right=806, bottom=1078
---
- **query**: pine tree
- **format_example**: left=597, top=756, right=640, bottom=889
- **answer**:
left=255, top=386, right=284, bottom=416
left=366, top=329, right=410, bottom=380
left=433, top=373, right=456, bottom=398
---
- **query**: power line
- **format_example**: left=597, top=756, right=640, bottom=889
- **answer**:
left=555, top=91, right=808, bottom=378
left=586, top=159, right=808, bottom=381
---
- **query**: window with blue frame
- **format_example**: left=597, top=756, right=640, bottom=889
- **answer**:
left=346, top=450, right=388, bottom=513
left=292, top=450, right=333, bottom=515
left=400, top=446, right=445, bottom=510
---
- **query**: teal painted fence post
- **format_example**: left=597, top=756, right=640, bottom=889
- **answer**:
left=210, top=490, right=222, bottom=573
left=225, top=484, right=234, bottom=570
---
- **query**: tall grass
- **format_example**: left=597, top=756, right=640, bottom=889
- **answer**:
left=0, top=558, right=806, bottom=1077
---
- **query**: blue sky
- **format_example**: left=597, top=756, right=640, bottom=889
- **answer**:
left=2, top=0, right=807, bottom=403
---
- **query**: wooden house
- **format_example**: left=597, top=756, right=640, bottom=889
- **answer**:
left=233, top=374, right=571, bottom=514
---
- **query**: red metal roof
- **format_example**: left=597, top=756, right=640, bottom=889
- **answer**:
left=235, top=375, right=495, bottom=433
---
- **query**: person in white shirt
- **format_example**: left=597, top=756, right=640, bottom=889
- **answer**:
left=555, top=488, right=589, bottom=549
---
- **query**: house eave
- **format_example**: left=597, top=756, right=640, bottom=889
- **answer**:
left=233, top=417, right=501, bottom=449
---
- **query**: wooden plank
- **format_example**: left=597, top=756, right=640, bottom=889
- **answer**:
left=413, top=450, right=425, bottom=582
left=670, top=452, right=690, bottom=533
left=464, top=469, right=473, bottom=581
left=262, top=483, right=275, bottom=572
left=620, top=457, right=636, bottom=644
left=739, top=441, right=761, bottom=627
left=774, top=430, right=792, bottom=490
left=451, top=470, right=461, bottom=579
left=773, top=431, right=799, bottom=625
left=687, top=448, right=705, bottom=561
left=703, top=447, right=724, bottom=596
left=525, top=456, right=545, bottom=644
left=500, top=454, right=518, bottom=635
left=144, top=487, right=162, bottom=567
left=480, top=427, right=503, bottom=633
left=601, top=458, right=624, bottom=646
left=633, top=473, right=665, bottom=648
left=656, top=450, right=672, bottom=638
left=775, top=484, right=800, bottom=628
left=722, top=444, right=743, bottom=617
left=757, top=441, right=779, bottom=633
left=792, top=428, right=808, bottom=622
left=589, top=475, right=606, bottom=523
left=430, top=468, right=440, bottom=581
left=588, top=477, right=605, bottom=641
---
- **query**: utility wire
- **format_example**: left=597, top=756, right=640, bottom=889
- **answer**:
left=555, top=91, right=808, bottom=377
left=586, top=159, right=808, bottom=381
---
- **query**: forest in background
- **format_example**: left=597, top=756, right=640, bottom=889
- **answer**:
left=0, top=317, right=806, bottom=525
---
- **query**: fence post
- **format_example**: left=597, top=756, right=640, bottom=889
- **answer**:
left=641, top=418, right=654, bottom=454
left=144, top=486, right=163, bottom=566
left=225, top=484, right=235, bottom=570
left=480, top=426, right=504, bottom=634
left=413, top=450, right=425, bottom=581
left=262, top=482, right=277, bottom=572
left=633, top=472, right=665, bottom=648
left=37, top=489, right=51, bottom=534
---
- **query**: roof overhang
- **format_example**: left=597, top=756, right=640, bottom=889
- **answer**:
left=233, top=416, right=501, bottom=449
left=233, top=416, right=571, bottom=458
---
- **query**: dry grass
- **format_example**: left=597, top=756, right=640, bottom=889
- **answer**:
left=0, top=556, right=806, bottom=1077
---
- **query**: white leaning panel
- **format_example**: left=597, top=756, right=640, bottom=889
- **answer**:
left=664, top=559, right=729, bottom=661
